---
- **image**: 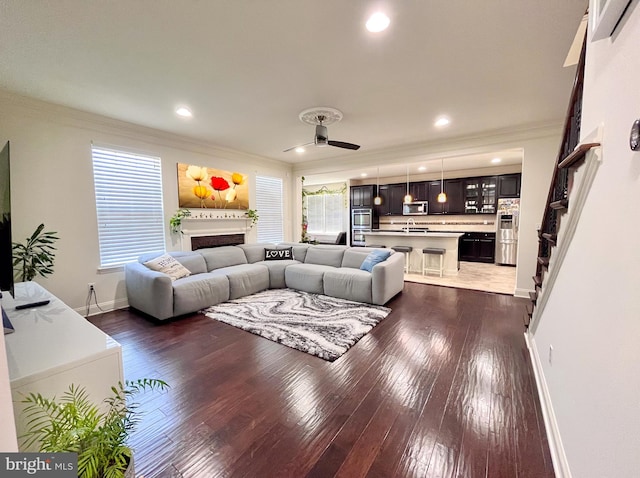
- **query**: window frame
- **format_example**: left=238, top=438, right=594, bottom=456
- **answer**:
left=91, top=145, right=166, bottom=269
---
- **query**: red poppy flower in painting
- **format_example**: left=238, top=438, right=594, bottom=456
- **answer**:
left=210, top=177, right=230, bottom=191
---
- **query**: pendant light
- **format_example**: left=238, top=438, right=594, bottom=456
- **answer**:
left=374, top=167, right=382, bottom=205
left=437, top=158, right=447, bottom=203
left=403, top=165, right=413, bottom=203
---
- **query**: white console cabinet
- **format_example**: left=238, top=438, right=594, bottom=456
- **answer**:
left=1, top=282, right=123, bottom=448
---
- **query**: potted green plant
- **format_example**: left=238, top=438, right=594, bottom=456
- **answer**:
left=21, top=378, right=169, bottom=478
left=12, top=223, right=59, bottom=282
left=245, top=209, right=259, bottom=228
left=169, top=209, right=191, bottom=234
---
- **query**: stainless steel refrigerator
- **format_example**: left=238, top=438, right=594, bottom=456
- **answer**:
left=495, top=199, right=519, bottom=265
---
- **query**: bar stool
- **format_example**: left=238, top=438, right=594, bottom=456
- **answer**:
left=391, top=245, right=413, bottom=273
left=422, top=247, right=445, bottom=277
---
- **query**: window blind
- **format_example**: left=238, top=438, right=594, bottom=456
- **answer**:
left=306, top=193, right=344, bottom=234
left=91, top=146, right=165, bottom=267
left=255, top=175, right=284, bottom=243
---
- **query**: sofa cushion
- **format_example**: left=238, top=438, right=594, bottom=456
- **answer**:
left=285, top=263, right=335, bottom=294
left=360, top=249, right=392, bottom=272
left=198, top=246, right=248, bottom=271
left=211, top=263, right=270, bottom=299
left=139, top=251, right=207, bottom=275
left=256, top=259, right=300, bottom=288
left=340, top=247, right=383, bottom=269
left=172, top=273, right=230, bottom=316
left=323, top=268, right=373, bottom=303
left=237, top=243, right=274, bottom=263
left=143, top=253, right=191, bottom=281
left=265, top=247, right=293, bottom=260
left=304, top=245, right=346, bottom=268
left=276, top=242, right=310, bottom=262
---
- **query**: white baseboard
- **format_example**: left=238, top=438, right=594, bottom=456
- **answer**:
left=524, top=332, right=572, bottom=478
left=515, top=287, right=533, bottom=298
left=73, top=297, right=129, bottom=317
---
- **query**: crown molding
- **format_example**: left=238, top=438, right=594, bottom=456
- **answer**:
left=0, top=88, right=290, bottom=171
left=292, top=120, right=564, bottom=176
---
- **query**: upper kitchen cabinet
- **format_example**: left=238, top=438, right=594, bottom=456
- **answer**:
left=350, top=185, right=374, bottom=207
left=374, top=183, right=404, bottom=216
left=464, top=176, right=497, bottom=214
left=388, top=183, right=406, bottom=215
left=427, top=179, right=464, bottom=214
left=375, top=184, right=390, bottom=215
left=409, top=181, right=429, bottom=202
left=497, top=174, right=521, bottom=198
left=427, top=181, right=444, bottom=214
left=444, top=179, right=465, bottom=214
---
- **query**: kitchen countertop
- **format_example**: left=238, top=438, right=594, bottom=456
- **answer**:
left=366, top=231, right=464, bottom=238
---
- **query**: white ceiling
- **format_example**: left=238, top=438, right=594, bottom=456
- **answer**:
left=0, top=1, right=587, bottom=176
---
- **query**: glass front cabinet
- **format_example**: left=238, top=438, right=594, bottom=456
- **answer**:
left=464, top=176, right=497, bottom=214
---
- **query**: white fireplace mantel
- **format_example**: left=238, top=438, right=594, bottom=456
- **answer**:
left=180, top=217, right=250, bottom=251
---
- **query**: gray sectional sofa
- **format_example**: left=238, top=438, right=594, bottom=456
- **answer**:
left=125, top=242, right=405, bottom=320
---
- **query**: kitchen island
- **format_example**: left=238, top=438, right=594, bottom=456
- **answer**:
left=364, top=230, right=464, bottom=276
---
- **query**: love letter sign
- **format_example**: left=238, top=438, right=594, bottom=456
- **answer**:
left=264, top=247, right=293, bottom=260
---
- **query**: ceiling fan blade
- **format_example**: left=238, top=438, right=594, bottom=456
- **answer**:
left=328, top=140, right=360, bottom=150
left=283, top=141, right=314, bottom=152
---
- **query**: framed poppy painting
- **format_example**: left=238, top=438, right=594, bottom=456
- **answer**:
left=177, top=163, right=249, bottom=209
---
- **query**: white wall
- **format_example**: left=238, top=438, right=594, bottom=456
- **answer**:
left=0, top=91, right=292, bottom=313
left=515, top=136, right=560, bottom=297
left=531, top=4, right=640, bottom=477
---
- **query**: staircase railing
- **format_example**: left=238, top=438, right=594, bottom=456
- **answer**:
left=525, top=36, right=599, bottom=329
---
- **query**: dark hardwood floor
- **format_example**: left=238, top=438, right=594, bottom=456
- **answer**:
left=89, top=282, right=554, bottom=478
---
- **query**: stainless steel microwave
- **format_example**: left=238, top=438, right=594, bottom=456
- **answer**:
left=403, top=201, right=428, bottom=215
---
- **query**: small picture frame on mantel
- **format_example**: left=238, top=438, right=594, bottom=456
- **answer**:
left=590, top=0, right=633, bottom=42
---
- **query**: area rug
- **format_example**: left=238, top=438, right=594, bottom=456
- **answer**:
left=201, top=288, right=391, bottom=361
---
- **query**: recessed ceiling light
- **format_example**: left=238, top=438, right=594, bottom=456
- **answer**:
left=366, top=12, right=390, bottom=32
left=295, top=147, right=305, bottom=153
left=434, top=117, right=450, bottom=127
left=491, top=157, right=502, bottom=163
left=418, top=166, right=427, bottom=172
left=361, top=173, right=368, bottom=177
left=175, top=107, right=192, bottom=118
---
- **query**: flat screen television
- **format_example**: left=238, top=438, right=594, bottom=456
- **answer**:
left=0, top=141, right=14, bottom=298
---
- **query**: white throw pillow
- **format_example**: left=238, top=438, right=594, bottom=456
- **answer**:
left=143, top=253, right=191, bottom=281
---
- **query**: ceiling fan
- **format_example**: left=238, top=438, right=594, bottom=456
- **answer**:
left=284, top=107, right=360, bottom=152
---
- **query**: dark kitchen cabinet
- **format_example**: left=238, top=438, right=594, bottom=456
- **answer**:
left=428, top=179, right=465, bottom=214
left=375, top=173, right=518, bottom=216
left=375, top=183, right=405, bottom=215
left=375, top=185, right=390, bottom=216
left=444, top=179, right=465, bottom=214
left=409, top=181, right=429, bottom=202
left=350, top=185, right=374, bottom=207
left=464, top=176, right=497, bottom=214
left=498, top=174, right=521, bottom=198
left=427, top=181, right=444, bottom=214
left=458, top=232, right=496, bottom=263
left=389, top=183, right=406, bottom=215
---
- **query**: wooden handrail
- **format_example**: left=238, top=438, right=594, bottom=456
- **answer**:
left=558, top=142, right=600, bottom=169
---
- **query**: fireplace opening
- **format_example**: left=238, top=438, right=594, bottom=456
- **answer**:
left=191, top=233, right=245, bottom=251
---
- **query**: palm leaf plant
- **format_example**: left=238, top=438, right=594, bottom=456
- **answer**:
left=12, top=223, right=59, bottom=282
left=21, top=378, right=169, bottom=478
